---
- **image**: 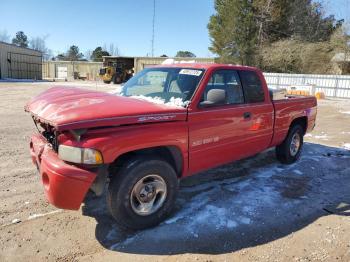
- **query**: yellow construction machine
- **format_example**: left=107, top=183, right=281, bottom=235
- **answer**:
left=99, top=58, right=134, bottom=84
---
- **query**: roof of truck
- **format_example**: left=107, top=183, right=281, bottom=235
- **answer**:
left=153, top=63, right=258, bottom=71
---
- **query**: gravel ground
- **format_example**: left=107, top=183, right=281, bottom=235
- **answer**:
left=0, top=81, right=349, bottom=262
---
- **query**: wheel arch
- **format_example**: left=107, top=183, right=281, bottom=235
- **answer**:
left=110, top=145, right=184, bottom=178
left=290, top=116, right=307, bottom=134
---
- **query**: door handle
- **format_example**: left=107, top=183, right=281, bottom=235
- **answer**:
left=243, top=112, right=251, bottom=119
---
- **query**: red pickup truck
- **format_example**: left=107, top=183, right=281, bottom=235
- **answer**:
left=26, top=64, right=317, bottom=229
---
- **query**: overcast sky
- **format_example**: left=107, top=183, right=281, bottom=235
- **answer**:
left=0, top=0, right=348, bottom=58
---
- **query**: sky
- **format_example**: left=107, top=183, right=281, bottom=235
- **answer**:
left=0, top=0, right=349, bottom=58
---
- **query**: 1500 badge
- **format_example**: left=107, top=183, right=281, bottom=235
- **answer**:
left=192, top=136, right=220, bottom=147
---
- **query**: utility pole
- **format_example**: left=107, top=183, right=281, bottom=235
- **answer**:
left=151, top=0, right=155, bottom=57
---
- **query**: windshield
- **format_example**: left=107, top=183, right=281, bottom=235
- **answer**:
left=120, top=67, right=204, bottom=107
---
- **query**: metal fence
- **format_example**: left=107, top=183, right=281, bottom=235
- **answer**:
left=263, top=72, right=350, bottom=98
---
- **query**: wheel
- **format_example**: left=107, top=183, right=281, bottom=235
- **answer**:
left=276, top=124, right=304, bottom=164
left=113, top=75, right=122, bottom=84
left=103, top=80, right=111, bottom=84
left=107, top=156, right=178, bottom=230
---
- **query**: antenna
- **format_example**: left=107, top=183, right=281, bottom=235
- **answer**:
left=151, top=0, right=155, bottom=57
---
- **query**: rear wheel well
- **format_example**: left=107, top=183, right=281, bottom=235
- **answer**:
left=290, top=116, right=307, bottom=134
left=110, top=146, right=183, bottom=178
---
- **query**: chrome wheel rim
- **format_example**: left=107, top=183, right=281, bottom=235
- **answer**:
left=290, top=133, right=301, bottom=156
left=130, top=174, right=167, bottom=216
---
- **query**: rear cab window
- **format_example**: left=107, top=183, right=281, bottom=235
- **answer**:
left=239, top=70, right=265, bottom=103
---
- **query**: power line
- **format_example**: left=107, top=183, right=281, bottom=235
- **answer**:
left=151, top=0, right=155, bottom=57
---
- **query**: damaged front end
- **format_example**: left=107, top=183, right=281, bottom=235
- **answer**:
left=28, top=116, right=109, bottom=210
left=32, top=116, right=59, bottom=151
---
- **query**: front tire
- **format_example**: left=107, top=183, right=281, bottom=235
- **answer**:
left=276, top=124, right=304, bottom=164
left=113, top=76, right=122, bottom=84
left=107, top=157, right=178, bottom=230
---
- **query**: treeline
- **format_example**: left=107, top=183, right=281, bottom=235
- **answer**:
left=0, top=30, right=198, bottom=62
left=57, top=44, right=120, bottom=62
left=0, top=30, right=122, bottom=61
left=208, top=0, right=350, bottom=74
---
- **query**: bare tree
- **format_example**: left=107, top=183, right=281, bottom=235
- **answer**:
left=0, top=30, right=10, bottom=43
left=29, top=35, right=52, bottom=60
left=103, top=43, right=121, bottom=56
left=84, top=50, right=93, bottom=61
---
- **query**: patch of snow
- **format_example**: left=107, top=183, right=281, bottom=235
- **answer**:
left=130, top=95, right=165, bottom=105
left=11, top=218, right=21, bottom=224
left=168, top=97, right=188, bottom=107
left=339, top=111, right=350, bottom=115
left=130, top=95, right=188, bottom=107
left=161, top=59, right=196, bottom=65
left=304, top=134, right=312, bottom=138
left=109, top=86, right=122, bottom=94
left=27, top=210, right=61, bottom=220
left=314, top=134, right=329, bottom=140
left=0, top=78, right=48, bottom=83
left=164, top=216, right=183, bottom=224
left=243, top=205, right=255, bottom=214
left=240, top=217, right=251, bottom=225
left=343, top=143, right=350, bottom=150
left=163, top=164, right=284, bottom=235
left=293, top=170, right=303, bottom=175
left=227, top=220, right=238, bottom=228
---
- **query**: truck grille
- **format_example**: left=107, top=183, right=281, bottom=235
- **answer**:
left=33, top=118, right=59, bottom=152
left=42, top=130, right=58, bottom=152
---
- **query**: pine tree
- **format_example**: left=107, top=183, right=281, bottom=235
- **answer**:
left=12, top=31, right=28, bottom=48
left=208, top=0, right=258, bottom=65
left=208, top=0, right=343, bottom=66
left=91, top=47, right=110, bottom=62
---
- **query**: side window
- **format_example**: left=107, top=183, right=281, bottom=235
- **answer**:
left=239, top=70, right=265, bottom=103
left=201, top=70, right=244, bottom=105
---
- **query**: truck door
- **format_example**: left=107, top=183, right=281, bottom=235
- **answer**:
left=188, top=69, right=254, bottom=174
left=237, top=70, right=274, bottom=155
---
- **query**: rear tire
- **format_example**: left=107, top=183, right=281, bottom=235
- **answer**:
left=103, top=80, right=111, bottom=84
left=107, top=156, right=178, bottom=230
left=276, top=124, right=304, bottom=164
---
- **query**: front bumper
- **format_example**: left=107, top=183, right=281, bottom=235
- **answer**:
left=30, top=133, right=98, bottom=210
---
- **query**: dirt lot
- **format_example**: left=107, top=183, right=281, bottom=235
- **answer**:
left=0, top=81, right=349, bottom=262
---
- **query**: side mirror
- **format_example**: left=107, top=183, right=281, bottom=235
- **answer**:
left=200, top=89, right=227, bottom=107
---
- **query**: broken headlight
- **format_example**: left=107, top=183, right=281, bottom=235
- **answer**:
left=58, top=145, right=103, bottom=164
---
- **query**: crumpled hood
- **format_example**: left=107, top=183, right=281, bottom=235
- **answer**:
left=25, top=86, right=187, bottom=131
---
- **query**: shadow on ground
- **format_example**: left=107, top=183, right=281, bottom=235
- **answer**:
left=82, top=142, right=350, bottom=255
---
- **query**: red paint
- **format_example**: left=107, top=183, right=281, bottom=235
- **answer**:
left=26, top=64, right=317, bottom=210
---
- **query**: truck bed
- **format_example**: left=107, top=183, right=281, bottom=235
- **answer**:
left=271, top=95, right=317, bottom=147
